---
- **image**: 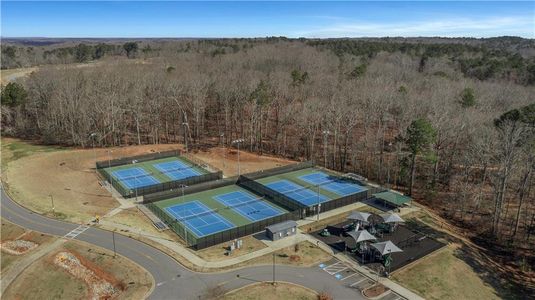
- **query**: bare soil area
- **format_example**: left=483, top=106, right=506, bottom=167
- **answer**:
left=0, top=240, right=38, bottom=255
left=0, top=67, right=38, bottom=84
left=2, top=138, right=182, bottom=222
left=2, top=138, right=294, bottom=227
left=191, top=147, right=295, bottom=177
left=3, top=239, right=153, bottom=300
left=1, top=220, right=54, bottom=273
left=222, top=282, right=318, bottom=300
left=363, top=283, right=389, bottom=298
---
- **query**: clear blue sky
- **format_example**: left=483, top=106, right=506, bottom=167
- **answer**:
left=2, top=1, right=534, bottom=38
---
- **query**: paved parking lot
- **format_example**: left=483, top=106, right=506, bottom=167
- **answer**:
left=318, top=258, right=406, bottom=300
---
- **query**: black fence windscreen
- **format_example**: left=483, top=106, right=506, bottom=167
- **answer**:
left=96, top=150, right=181, bottom=169
left=145, top=202, right=299, bottom=249
left=95, top=150, right=223, bottom=198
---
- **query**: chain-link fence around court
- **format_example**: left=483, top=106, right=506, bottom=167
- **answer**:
left=96, top=150, right=222, bottom=198
left=145, top=201, right=299, bottom=249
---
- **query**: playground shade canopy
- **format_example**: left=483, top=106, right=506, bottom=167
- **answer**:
left=373, top=191, right=411, bottom=207
left=347, top=211, right=371, bottom=222
left=371, top=240, right=403, bottom=255
left=380, top=213, right=405, bottom=223
left=347, top=229, right=377, bottom=243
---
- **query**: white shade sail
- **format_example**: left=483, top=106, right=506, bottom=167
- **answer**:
left=380, top=213, right=405, bottom=223
left=347, top=211, right=371, bottom=222
left=371, top=240, right=403, bottom=255
left=347, top=229, right=377, bottom=243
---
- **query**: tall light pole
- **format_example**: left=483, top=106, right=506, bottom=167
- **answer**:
left=49, top=194, right=55, bottom=215
left=322, top=130, right=330, bottom=167
left=272, top=253, right=276, bottom=285
left=232, top=139, right=244, bottom=176
left=107, top=150, right=113, bottom=185
left=112, top=230, right=116, bottom=258
left=179, top=184, right=188, bottom=244
left=182, top=122, right=189, bottom=152
left=89, top=133, right=97, bottom=167
left=317, top=185, right=321, bottom=221
left=220, top=133, right=226, bottom=171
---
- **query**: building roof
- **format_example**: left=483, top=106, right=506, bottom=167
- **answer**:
left=266, top=220, right=298, bottom=232
left=373, top=191, right=412, bottom=207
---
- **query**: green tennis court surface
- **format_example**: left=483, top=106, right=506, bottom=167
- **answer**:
left=255, top=167, right=367, bottom=207
left=153, top=184, right=288, bottom=238
left=100, top=156, right=209, bottom=193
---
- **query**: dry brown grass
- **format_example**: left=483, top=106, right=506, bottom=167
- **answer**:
left=1, top=220, right=55, bottom=273
left=0, top=67, right=37, bottom=84
left=391, top=245, right=500, bottom=300
left=3, top=238, right=153, bottom=300
left=196, top=235, right=267, bottom=262
left=191, top=147, right=295, bottom=177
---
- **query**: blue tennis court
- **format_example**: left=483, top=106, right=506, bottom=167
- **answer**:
left=299, top=172, right=366, bottom=196
left=165, top=201, right=235, bottom=237
left=111, top=167, right=160, bottom=189
left=153, top=160, right=201, bottom=181
left=214, top=191, right=282, bottom=221
left=266, top=180, right=329, bottom=206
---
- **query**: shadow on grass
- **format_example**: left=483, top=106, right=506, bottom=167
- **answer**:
left=452, top=243, right=533, bottom=300
left=407, top=215, right=534, bottom=300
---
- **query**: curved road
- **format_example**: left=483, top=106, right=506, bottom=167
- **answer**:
left=1, top=187, right=363, bottom=299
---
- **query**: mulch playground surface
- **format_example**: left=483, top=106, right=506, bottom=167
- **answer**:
left=311, top=215, right=445, bottom=272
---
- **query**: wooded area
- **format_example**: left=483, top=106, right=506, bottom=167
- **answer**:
left=1, top=38, right=534, bottom=257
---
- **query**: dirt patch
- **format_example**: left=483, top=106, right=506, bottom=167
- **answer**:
left=363, top=283, right=389, bottom=298
left=223, top=282, right=317, bottom=300
left=190, top=147, right=295, bottom=177
left=0, top=240, right=38, bottom=255
left=0, top=67, right=38, bottom=84
left=2, top=222, right=152, bottom=300
left=54, top=251, right=119, bottom=300
left=2, top=138, right=182, bottom=223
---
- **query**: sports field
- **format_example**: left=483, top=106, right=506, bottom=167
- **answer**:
left=153, top=184, right=288, bottom=238
left=255, top=168, right=367, bottom=207
left=100, top=156, right=208, bottom=193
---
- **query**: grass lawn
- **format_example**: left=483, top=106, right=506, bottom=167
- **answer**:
left=1, top=220, right=55, bottom=274
left=392, top=244, right=500, bottom=300
left=196, top=235, right=267, bottom=262
left=3, top=239, right=153, bottom=300
left=250, top=241, right=331, bottom=267
left=223, top=282, right=317, bottom=300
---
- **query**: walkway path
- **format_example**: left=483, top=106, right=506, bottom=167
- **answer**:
left=1, top=186, right=366, bottom=300
left=97, top=195, right=423, bottom=299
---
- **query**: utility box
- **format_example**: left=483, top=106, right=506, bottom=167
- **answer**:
left=265, top=220, right=298, bottom=241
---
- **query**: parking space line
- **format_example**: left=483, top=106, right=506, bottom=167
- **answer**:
left=341, top=273, right=359, bottom=281
left=349, top=278, right=367, bottom=287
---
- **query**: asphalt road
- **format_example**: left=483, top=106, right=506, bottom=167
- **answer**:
left=1, top=187, right=364, bottom=299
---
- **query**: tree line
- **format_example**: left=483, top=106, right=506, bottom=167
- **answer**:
left=1, top=39, right=534, bottom=255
